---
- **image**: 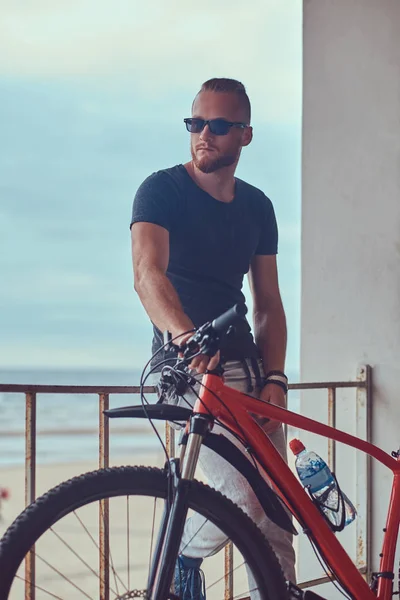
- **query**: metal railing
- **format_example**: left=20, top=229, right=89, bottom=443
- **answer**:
left=0, top=365, right=372, bottom=598
left=288, top=365, right=372, bottom=590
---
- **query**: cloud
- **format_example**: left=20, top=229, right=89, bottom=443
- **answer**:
left=0, top=0, right=302, bottom=122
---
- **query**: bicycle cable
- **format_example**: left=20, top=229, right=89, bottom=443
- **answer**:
left=307, top=535, right=352, bottom=599
left=154, top=357, right=263, bottom=476
left=138, top=326, right=277, bottom=495
left=138, top=330, right=195, bottom=467
left=140, top=345, right=259, bottom=474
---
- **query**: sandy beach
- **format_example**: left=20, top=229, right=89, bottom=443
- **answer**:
left=0, top=449, right=167, bottom=530
left=0, top=449, right=253, bottom=599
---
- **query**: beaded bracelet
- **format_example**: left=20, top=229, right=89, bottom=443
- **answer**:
left=264, top=379, right=288, bottom=394
left=265, top=370, right=288, bottom=381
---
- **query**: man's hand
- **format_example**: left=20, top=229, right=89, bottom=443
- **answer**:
left=174, top=331, right=220, bottom=374
left=259, top=383, right=287, bottom=434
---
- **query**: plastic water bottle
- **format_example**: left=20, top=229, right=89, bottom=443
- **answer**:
left=289, top=439, right=356, bottom=529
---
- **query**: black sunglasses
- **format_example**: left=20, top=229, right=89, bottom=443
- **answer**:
left=184, top=118, right=248, bottom=136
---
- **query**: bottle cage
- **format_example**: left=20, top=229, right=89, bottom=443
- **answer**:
left=307, top=472, right=346, bottom=532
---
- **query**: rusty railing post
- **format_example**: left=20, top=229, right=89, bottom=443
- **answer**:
left=356, top=365, right=372, bottom=580
left=224, top=542, right=233, bottom=599
left=327, top=387, right=336, bottom=473
left=25, top=392, right=36, bottom=600
left=99, top=393, right=110, bottom=600
left=165, top=422, right=176, bottom=458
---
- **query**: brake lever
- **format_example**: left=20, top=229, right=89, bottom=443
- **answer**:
left=163, top=323, right=220, bottom=360
left=163, top=331, right=181, bottom=353
left=198, top=333, right=220, bottom=357
left=163, top=329, right=202, bottom=356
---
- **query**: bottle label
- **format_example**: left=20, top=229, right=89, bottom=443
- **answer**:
left=301, top=465, right=334, bottom=493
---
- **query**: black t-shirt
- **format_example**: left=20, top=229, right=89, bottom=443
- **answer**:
left=131, top=164, right=278, bottom=366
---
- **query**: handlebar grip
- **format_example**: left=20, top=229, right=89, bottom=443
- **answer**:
left=211, top=303, right=248, bottom=334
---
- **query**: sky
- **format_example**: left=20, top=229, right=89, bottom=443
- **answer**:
left=0, top=0, right=302, bottom=372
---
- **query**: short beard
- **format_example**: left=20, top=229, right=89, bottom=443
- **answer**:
left=191, top=148, right=238, bottom=174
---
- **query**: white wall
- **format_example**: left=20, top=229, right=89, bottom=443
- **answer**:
left=301, top=0, right=400, bottom=595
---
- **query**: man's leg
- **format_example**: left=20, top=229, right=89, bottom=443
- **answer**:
left=179, top=360, right=296, bottom=584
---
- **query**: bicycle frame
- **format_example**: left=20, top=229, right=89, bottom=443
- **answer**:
left=190, top=372, right=400, bottom=600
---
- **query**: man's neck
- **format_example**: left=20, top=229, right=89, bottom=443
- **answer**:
left=184, top=161, right=236, bottom=203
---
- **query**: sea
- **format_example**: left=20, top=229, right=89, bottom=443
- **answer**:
left=0, top=367, right=299, bottom=467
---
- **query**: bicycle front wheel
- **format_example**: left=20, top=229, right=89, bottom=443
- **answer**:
left=0, top=466, right=288, bottom=599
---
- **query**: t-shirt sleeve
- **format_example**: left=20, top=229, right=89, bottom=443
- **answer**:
left=130, top=171, right=179, bottom=231
left=254, top=195, right=279, bottom=255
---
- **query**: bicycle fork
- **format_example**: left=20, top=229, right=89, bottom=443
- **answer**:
left=148, top=414, right=213, bottom=599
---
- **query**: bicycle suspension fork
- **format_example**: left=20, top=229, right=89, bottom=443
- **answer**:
left=148, top=414, right=213, bottom=600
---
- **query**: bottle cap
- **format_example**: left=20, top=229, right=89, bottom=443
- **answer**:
left=289, top=439, right=305, bottom=455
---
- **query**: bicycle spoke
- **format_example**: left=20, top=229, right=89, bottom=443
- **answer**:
left=74, top=510, right=100, bottom=549
left=36, top=553, right=94, bottom=599
left=205, top=559, right=246, bottom=591
left=74, top=509, right=127, bottom=593
left=232, top=591, right=258, bottom=600
left=15, top=573, right=64, bottom=599
left=148, top=496, right=158, bottom=579
left=49, top=527, right=118, bottom=596
left=180, top=520, right=257, bottom=598
left=99, top=499, right=127, bottom=596
left=179, top=517, right=208, bottom=556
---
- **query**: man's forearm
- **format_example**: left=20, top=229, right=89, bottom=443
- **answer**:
left=253, top=307, right=287, bottom=373
left=134, top=268, right=194, bottom=337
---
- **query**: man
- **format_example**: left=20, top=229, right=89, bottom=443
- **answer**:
left=131, top=78, right=296, bottom=598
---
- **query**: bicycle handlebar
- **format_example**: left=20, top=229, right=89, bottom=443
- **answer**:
left=176, top=303, right=248, bottom=359
left=164, top=303, right=248, bottom=359
left=164, top=303, right=248, bottom=360
left=160, top=303, right=248, bottom=390
left=211, top=303, right=247, bottom=334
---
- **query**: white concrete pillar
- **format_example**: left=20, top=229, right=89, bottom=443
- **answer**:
left=300, top=0, right=400, bottom=595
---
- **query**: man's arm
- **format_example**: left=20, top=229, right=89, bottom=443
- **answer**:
left=131, top=222, right=219, bottom=372
left=248, top=254, right=287, bottom=373
left=132, top=222, right=193, bottom=337
left=248, top=254, right=287, bottom=431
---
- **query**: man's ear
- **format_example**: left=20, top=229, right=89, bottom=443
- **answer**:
left=242, top=126, right=253, bottom=147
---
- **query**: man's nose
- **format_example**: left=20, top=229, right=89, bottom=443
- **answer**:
left=199, top=122, right=213, bottom=140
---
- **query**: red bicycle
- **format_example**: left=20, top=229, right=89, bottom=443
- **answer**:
left=0, top=305, right=398, bottom=599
